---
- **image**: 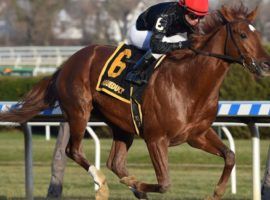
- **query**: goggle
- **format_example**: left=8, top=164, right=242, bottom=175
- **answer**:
left=187, top=13, right=204, bottom=20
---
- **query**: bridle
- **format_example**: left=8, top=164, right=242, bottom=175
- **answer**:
left=190, top=13, right=260, bottom=74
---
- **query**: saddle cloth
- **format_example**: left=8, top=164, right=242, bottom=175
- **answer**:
left=96, top=42, right=165, bottom=134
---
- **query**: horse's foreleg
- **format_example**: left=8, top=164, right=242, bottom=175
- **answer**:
left=120, top=136, right=170, bottom=198
left=106, top=129, right=148, bottom=199
left=187, top=128, right=235, bottom=200
left=107, top=127, right=134, bottom=178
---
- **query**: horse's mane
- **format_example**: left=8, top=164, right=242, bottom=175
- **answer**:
left=168, top=2, right=251, bottom=60
left=195, top=2, right=250, bottom=46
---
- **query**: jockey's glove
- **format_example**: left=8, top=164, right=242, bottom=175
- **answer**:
left=178, top=40, right=192, bottom=49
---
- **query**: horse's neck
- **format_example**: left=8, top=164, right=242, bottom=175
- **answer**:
left=197, top=29, right=230, bottom=91
left=169, top=30, right=229, bottom=101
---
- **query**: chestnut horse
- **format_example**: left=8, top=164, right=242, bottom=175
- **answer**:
left=1, top=4, right=270, bottom=200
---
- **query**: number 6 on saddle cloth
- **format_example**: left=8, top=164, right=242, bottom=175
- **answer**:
left=96, top=42, right=165, bottom=134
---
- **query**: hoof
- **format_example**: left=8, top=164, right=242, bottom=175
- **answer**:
left=95, top=169, right=107, bottom=185
left=94, top=169, right=109, bottom=200
left=120, top=176, right=148, bottom=200
left=95, top=181, right=109, bottom=200
left=129, top=186, right=148, bottom=200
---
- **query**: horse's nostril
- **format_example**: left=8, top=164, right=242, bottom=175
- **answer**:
left=261, top=61, right=270, bottom=70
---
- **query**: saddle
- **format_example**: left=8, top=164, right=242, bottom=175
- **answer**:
left=96, top=43, right=165, bottom=134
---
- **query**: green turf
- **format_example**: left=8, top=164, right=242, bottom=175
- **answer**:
left=0, top=130, right=269, bottom=199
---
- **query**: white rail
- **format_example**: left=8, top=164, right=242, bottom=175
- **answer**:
left=0, top=46, right=83, bottom=75
left=0, top=46, right=83, bottom=58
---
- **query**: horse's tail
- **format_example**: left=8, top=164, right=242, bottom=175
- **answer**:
left=0, top=69, right=61, bottom=123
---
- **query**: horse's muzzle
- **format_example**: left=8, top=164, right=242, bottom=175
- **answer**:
left=259, top=60, right=270, bottom=76
left=245, top=58, right=270, bottom=77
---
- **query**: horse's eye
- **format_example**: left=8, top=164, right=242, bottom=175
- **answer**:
left=240, top=32, right=247, bottom=39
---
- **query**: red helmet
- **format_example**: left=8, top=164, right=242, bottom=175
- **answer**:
left=179, top=0, right=209, bottom=16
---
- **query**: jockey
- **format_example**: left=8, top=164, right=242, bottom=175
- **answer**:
left=126, top=0, right=209, bottom=85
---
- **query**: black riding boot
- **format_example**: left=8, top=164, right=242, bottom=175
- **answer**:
left=126, top=51, right=156, bottom=85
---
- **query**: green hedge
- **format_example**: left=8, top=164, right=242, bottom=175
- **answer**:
left=220, top=65, right=270, bottom=100
left=220, top=44, right=270, bottom=100
left=0, top=76, right=43, bottom=101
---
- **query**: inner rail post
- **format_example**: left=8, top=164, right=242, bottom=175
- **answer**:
left=248, top=123, right=261, bottom=200
left=22, top=123, right=34, bottom=200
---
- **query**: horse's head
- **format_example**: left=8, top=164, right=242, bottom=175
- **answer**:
left=218, top=4, right=270, bottom=76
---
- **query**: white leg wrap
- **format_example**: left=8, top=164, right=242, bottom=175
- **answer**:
left=88, top=165, right=102, bottom=188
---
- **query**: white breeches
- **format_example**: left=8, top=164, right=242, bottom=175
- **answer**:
left=126, top=24, right=187, bottom=59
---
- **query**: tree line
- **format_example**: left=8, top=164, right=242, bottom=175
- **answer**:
left=0, top=0, right=270, bottom=46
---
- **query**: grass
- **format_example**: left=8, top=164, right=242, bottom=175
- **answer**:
left=0, top=129, right=269, bottom=199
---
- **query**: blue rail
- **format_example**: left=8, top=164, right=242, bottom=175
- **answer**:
left=218, top=101, right=270, bottom=116
left=1, top=101, right=270, bottom=118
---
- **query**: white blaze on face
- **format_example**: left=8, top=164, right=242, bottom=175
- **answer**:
left=249, top=24, right=256, bottom=32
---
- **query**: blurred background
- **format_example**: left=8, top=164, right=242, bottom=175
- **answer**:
left=0, top=1, right=270, bottom=200
left=0, top=0, right=268, bottom=46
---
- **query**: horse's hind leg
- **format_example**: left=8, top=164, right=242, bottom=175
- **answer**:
left=63, top=102, right=109, bottom=199
left=65, top=111, right=91, bottom=170
left=106, top=126, right=134, bottom=178
left=187, top=128, right=235, bottom=200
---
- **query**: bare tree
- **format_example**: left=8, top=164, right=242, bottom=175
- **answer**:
left=0, top=0, right=269, bottom=46
left=103, top=0, right=141, bottom=43
left=5, top=0, right=64, bottom=45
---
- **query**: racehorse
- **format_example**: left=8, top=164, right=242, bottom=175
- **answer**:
left=0, top=3, right=270, bottom=200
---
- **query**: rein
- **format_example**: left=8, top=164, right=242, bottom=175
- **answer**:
left=190, top=19, right=247, bottom=65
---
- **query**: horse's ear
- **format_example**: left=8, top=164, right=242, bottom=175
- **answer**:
left=219, top=5, right=234, bottom=22
left=247, top=6, right=259, bottom=22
